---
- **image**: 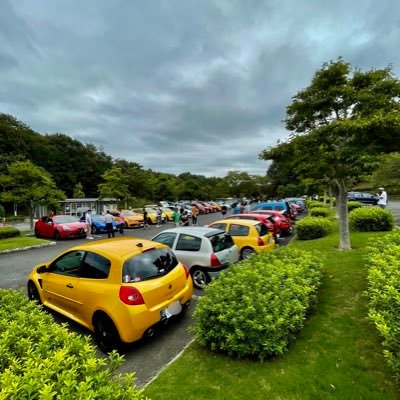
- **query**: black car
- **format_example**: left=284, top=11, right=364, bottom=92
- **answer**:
left=347, top=191, right=379, bottom=205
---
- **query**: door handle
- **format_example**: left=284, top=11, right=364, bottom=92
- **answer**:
left=66, top=283, right=74, bottom=288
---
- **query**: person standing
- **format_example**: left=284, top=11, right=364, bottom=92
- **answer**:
left=221, top=204, right=227, bottom=218
left=191, top=206, right=198, bottom=226
left=181, top=210, right=190, bottom=226
left=143, top=208, right=149, bottom=229
left=156, top=206, right=162, bottom=227
left=172, top=208, right=180, bottom=227
left=85, top=209, right=94, bottom=240
left=377, top=187, right=388, bottom=209
left=104, top=210, right=115, bottom=238
left=119, top=211, right=125, bottom=235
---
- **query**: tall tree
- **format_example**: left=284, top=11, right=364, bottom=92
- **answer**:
left=98, top=166, right=129, bottom=208
left=261, top=59, right=400, bottom=249
left=73, top=182, right=85, bottom=198
left=0, top=161, right=65, bottom=229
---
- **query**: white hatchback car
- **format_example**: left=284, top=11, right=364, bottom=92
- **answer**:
left=152, top=227, right=239, bottom=289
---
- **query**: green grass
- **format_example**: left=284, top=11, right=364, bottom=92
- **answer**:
left=0, top=235, right=50, bottom=252
left=144, top=221, right=399, bottom=399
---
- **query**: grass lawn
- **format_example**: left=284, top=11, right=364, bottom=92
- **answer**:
left=0, top=235, right=50, bottom=252
left=144, top=222, right=399, bottom=399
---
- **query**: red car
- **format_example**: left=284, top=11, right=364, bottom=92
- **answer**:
left=249, top=210, right=294, bottom=236
left=191, top=202, right=208, bottom=214
left=35, top=215, right=88, bottom=240
left=224, top=213, right=281, bottom=239
left=201, top=202, right=217, bottom=212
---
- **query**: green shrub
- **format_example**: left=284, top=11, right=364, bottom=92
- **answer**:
left=309, top=207, right=329, bottom=218
left=347, top=201, right=364, bottom=211
left=365, top=231, right=400, bottom=383
left=307, top=201, right=326, bottom=209
left=192, top=248, right=323, bottom=360
left=0, top=226, right=20, bottom=239
left=349, top=207, right=395, bottom=232
left=296, top=217, right=332, bottom=240
left=0, top=289, right=146, bottom=400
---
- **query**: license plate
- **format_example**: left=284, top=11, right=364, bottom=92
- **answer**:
left=160, top=300, right=182, bottom=319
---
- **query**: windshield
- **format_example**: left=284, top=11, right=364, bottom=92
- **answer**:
left=210, top=233, right=234, bottom=252
left=255, top=223, right=269, bottom=236
left=122, top=248, right=178, bottom=282
left=123, top=210, right=135, bottom=216
left=91, top=215, right=106, bottom=221
left=53, top=216, right=79, bottom=224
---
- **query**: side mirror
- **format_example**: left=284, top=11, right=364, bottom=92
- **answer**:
left=37, top=265, right=48, bottom=274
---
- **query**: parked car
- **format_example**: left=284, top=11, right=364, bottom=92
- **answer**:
left=120, top=210, right=144, bottom=228
left=160, top=207, right=174, bottom=221
left=191, top=202, right=208, bottom=214
left=27, top=238, right=193, bottom=353
left=250, top=201, right=295, bottom=221
left=152, top=227, right=239, bottom=289
left=249, top=210, right=294, bottom=236
left=133, top=207, right=167, bottom=224
left=209, top=219, right=275, bottom=260
left=35, top=215, right=87, bottom=240
left=80, top=214, right=119, bottom=234
left=224, top=213, right=281, bottom=239
left=347, top=191, right=380, bottom=205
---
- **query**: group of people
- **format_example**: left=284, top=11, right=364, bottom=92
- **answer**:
left=172, top=206, right=198, bottom=227
left=84, top=209, right=126, bottom=239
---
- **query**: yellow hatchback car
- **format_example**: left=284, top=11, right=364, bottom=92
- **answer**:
left=27, top=238, right=193, bottom=353
left=209, top=219, right=275, bottom=259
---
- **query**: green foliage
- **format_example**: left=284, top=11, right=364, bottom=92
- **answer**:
left=296, top=217, right=332, bottom=240
left=309, top=207, right=329, bottom=217
left=365, top=231, right=400, bottom=383
left=192, top=248, right=323, bottom=360
left=349, top=207, right=395, bottom=232
left=371, top=152, right=400, bottom=193
left=347, top=201, right=364, bottom=211
left=73, top=182, right=85, bottom=198
left=0, top=289, right=147, bottom=399
left=0, top=226, right=20, bottom=239
left=98, top=166, right=129, bottom=206
left=306, top=201, right=326, bottom=209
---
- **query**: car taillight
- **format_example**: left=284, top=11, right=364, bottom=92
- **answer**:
left=119, top=286, right=144, bottom=305
left=257, top=237, right=265, bottom=246
left=182, top=263, right=190, bottom=279
left=210, top=253, right=222, bottom=267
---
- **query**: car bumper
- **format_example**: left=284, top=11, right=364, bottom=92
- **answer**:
left=255, top=242, right=275, bottom=253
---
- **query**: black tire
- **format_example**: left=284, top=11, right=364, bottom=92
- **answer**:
left=27, top=281, right=42, bottom=304
left=92, top=225, right=98, bottom=234
left=54, top=230, right=60, bottom=241
left=241, top=247, right=254, bottom=260
left=190, top=267, right=210, bottom=290
left=93, top=313, right=122, bottom=354
left=34, top=229, right=40, bottom=238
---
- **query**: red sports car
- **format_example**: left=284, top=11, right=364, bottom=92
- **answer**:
left=35, top=215, right=88, bottom=240
left=249, top=210, right=294, bottom=236
left=224, top=213, right=281, bottom=239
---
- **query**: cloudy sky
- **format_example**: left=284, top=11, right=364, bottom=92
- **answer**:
left=1, top=1, right=400, bottom=177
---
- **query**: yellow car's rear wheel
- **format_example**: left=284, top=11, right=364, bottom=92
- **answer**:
left=93, top=313, right=122, bottom=354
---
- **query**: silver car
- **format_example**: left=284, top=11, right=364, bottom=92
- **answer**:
left=152, top=227, right=239, bottom=289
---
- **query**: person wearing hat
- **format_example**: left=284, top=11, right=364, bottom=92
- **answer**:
left=377, top=187, right=387, bottom=209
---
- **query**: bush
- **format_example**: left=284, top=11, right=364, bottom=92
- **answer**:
left=365, top=231, right=400, bottom=383
left=0, top=289, right=146, bottom=400
left=0, top=226, right=20, bottom=239
left=192, top=248, right=323, bottom=360
left=349, top=207, right=395, bottom=232
left=309, top=207, right=329, bottom=218
left=296, top=217, right=332, bottom=240
left=347, top=201, right=364, bottom=212
left=307, top=201, right=326, bottom=209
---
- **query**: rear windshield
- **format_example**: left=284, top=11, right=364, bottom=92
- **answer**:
left=53, top=216, right=79, bottom=224
left=122, top=248, right=178, bottom=282
left=255, top=223, right=269, bottom=236
left=210, top=233, right=234, bottom=252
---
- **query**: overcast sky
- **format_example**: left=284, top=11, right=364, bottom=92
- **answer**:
left=1, top=1, right=400, bottom=177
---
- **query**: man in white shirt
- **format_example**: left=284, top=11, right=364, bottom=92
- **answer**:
left=104, top=210, right=115, bottom=238
left=85, top=210, right=94, bottom=239
left=377, top=187, right=388, bottom=209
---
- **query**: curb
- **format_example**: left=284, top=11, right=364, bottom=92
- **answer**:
left=0, top=241, right=57, bottom=255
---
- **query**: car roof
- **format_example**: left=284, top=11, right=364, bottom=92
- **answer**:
left=153, top=226, right=226, bottom=238
left=211, top=219, right=260, bottom=227
left=67, top=237, right=165, bottom=258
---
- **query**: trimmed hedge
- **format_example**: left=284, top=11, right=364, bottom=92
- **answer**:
left=347, top=201, right=364, bottom=212
left=365, top=231, right=400, bottom=383
left=296, top=217, right=332, bottom=240
left=307, top=201, right=327, bottom=210
left=309, top=207, right=329, bottom=218
left=349, top=207, right=395, bottom=232
left=192, top=248, right=323, bottom=360
left=0, top=226, right=20, bottom=239
left=0, top=289, right=146, bottom=400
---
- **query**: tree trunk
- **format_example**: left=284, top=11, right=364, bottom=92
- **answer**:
left=337, top=179, right=351, bottom=250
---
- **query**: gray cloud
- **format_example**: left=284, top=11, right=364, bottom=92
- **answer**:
left=1, top=0, right=400, bottom=176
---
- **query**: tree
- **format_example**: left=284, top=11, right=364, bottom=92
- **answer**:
left=0, top=161, right=65, bottom=229
left=98, top=166, right=129, bottom=208
left=261, top=59, right=400, bottom=249
left=370, top=153, right=400, bottom=193
left=73, top=182, right=85, bottom=198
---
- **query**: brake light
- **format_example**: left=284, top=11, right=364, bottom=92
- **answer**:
left=182, top=263, right=190, bottom=279
left=257, top=237, right=265, bottom=246
left=119, top=286, right=144, bottom=305
left=210, top=253, right=222, bottom=267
